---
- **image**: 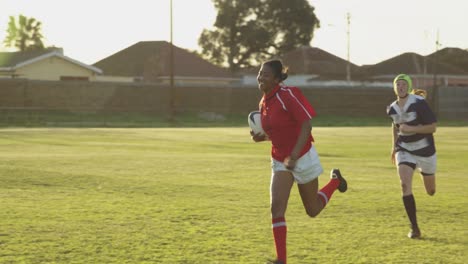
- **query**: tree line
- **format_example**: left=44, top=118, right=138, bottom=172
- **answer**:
left=197, top=0, right=319, bottom=72
left=3, top=1, right=467, bottom=73
left=2, top=0, right=319, bottom=73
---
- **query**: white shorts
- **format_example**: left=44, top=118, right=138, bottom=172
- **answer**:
left=396, top=151, right=437, bottom=176
left=271, top=146, right=323, bottom=184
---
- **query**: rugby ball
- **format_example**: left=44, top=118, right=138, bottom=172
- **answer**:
left=248, top=111, right=265, bottom=136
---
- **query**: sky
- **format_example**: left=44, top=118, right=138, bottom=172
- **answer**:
left=0, top=0, right=466, bottom=66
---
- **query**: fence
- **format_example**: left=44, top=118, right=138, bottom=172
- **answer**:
left=0, top=79, right=466, bottom=120
left=437, top=86, right=468, bottom=119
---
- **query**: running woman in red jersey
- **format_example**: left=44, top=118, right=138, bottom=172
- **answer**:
left=251, top=60, right=347, bottom=264
left=387, top=74, right=437, bottom=239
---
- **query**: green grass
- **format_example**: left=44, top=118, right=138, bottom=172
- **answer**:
left=0, top=127, right=467, bottom=263
left=1, top=110, right=467, bottom=128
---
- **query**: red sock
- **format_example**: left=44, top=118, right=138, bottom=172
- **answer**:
left=318, top=178, right=340, bottom=207
left=272, top=217, right=287, bottom=263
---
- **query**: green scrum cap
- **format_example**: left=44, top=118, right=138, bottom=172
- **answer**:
left=393, top=74, right=413, bottom=94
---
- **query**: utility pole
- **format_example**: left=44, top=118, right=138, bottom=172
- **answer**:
left=169, top=0, right=175, bottom=122
left=346, top=12, right=351, bottom=82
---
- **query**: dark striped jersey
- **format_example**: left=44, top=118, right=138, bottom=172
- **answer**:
left=387, top=94, right=437, bottom=157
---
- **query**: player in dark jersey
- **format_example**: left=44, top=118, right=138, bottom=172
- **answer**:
left=251, top=60, right=347, bottom=264
left=387, top=74, right=437, bottom=239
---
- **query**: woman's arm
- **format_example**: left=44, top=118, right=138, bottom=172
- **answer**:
left=290, top=120, right=312, bottom=160
left=391, top=123, right=398, bottom=164
left=250, top=131, right=269, bottom=142
left=284, top=120, right=312, bottom=169
left=399, top=123, right=437, bottom=134
left=392, top=123, right=399, bottom=146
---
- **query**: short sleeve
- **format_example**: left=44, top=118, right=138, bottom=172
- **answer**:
left=281, top=87, right=316, bottom=122
left=416, top=99, right=437, bottom=124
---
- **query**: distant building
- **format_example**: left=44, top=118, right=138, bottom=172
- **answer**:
left=241, top=46, right=381, bottom=87
left=361, top=51, right=468, bottom=88
left=93, top=41, right=238, bottom=86
left=282, top=46, right=364, bottom=80
left=427, top=47, right=468, bottom=71
left=0, top=48, right=102, bottom=81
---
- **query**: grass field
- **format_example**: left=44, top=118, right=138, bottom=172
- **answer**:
left=0, top=127, right=467, bottom=263
left=1, top=110, right=467, bottom=128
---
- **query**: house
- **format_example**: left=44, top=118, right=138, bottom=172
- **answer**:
left=282, top=46, right=364, bottom=80
left=427, top=47, right=468, bottom=71
left=425, top=48, right=468, bottom=86
left=0, top=48, right=102, bottom=81
left=362, top=51, right=468, bottom=88
left=241, top=46, right=371, bottom=87
left=93, top=41, right=237, bottom=86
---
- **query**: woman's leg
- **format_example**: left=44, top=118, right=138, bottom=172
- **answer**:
left=297, top=178, right=323, bottom=217
left=399, top=164, right=414, bottom=196
left=421, top=174, right=436, bottom=196
left=297, top=169, right=345, bottom=218
left=270, top=171, right=294, bottom=218
left=398, top=164, right=420, bottom=238
left=270, top=171, right=294, bottom=264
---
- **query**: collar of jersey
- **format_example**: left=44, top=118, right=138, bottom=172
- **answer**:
left=264, top=84, right=282, bottom=100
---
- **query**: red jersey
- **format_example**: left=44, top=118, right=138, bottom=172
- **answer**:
left=260, top=85, right=316, bottom=162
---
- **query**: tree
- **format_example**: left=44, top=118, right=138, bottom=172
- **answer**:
left=3, top=14, right=45, bottom=51
left=198, top=0, right=320, bottom=72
